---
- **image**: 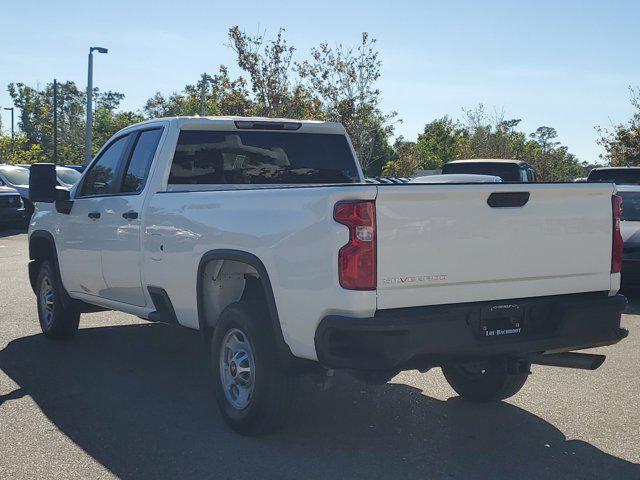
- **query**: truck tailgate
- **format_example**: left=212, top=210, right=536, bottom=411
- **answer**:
left=375, top=183, right=615, bottom=310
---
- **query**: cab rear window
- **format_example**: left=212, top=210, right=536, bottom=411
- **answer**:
left=587, top=169, right=640, bottom=185
left=619, top=192, right=640, bottom=221
left=169, top=130, right=359, bottom=185
left=442, top=162, right=522, bottom=181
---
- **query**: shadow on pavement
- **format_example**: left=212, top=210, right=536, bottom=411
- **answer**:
left=622, top=288, right=640, bottom=315
left=0, top=227, right=27, bottom=238
left=1, top=323, right=638, bottom=480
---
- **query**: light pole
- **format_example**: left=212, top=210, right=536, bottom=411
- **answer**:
left=3, top=107, right=14, bottom=140
left=53, top=79, right=58, bottom=164
left=84, top=46, right=108, bottom=164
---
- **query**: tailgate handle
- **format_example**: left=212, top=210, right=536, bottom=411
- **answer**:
left=487, top=192, right=530, bottom=208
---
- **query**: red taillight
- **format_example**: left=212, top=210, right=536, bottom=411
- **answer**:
left=334, top=200, right=376, bottom=290
left=612, top=194, right=623, bottom=273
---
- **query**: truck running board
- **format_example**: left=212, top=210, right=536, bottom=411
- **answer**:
left=532, top=352, right=606, bottom=370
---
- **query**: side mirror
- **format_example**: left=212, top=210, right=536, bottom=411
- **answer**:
left=29, top=163, right=57, bottom=203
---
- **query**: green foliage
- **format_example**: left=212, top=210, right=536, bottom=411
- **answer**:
left=597, top=87, right=640, bottom=166
left=93, top=90, right=144, bottom=156
left=229, top=26, right=304, bottom=118
left=415, top=116, right=461, bottom=170
left=6, top=80, right=142, bottom=164
left=93, top=109, right=145, bottom=156
left=449, top=105, right=583, bottom=181
left=382, top=137, right=422, bottom=177
left=0, top=133, right=46, bottom=164
left=8, top=81, right=86, bottom=164
left=297, top=32, right=397, bottom=174
left=377, top=106, right=584, bottom=180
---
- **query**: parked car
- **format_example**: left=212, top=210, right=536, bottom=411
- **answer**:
left=0, top=184, right=26, bottom=228
left=61, top=165, right=86, bottom=174
left=442, top=159, right=536, bottom=182
left=54, top=166, right=82, bottom=188
left=27, top=116, right=627, bottom=435
left=616, top=185, right=640, bottom=288
left=1, top=164, right=83, bottom=218
left=0, top=165, right=32, bottom=216
left=587, top=167, right=640, bottom=185
left=18, top=164, right=83, bottom=188
left=410, top=174, right=502, bottom=183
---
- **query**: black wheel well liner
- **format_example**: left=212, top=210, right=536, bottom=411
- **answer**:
left=197, top=249, right=295, bottom=365
left=28, top=230, right=59, bottom=294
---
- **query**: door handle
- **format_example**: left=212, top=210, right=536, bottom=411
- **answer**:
left=487, top=192, right=530, bottom=208
left=88, top=212, right=101, bottom=219
left=122, top=211, right=139, bottom=220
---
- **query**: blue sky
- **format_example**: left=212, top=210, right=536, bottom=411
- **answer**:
left=1, top=0, right=638, bottom=162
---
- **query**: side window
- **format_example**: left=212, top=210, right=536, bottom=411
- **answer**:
left=120, top=129, right=163, bottom=193
left=80, top=135, right=130, bottom=196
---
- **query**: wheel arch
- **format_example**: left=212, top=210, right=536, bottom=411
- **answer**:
left=197, top=249, right=294, bottom=365
left=28, top=230, right=108, bottom=313
left=28, top=230, right=59, bottom=294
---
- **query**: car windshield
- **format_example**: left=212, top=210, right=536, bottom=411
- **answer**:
left=56, top=167, right=82, bottom=185
left=442, top=162, right=522, bottom=181
left=619, top=191, right=640, bottom=221
left=0, top=166, right=30, bottom=186
left=587, top=169, right=640, bottom=184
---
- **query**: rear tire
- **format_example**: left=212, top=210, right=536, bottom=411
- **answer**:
left=36, top=260, right=80, bottom=340
left=210, top=301, right=296, bottom=435
left=442, top=360, right=529, bottom=403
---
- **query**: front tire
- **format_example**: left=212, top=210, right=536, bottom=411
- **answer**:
left=210, top=301, right=296, bottom=435
left=442, top=360, right=529, bottom=403
left=36, top=260, right=80, bottom=340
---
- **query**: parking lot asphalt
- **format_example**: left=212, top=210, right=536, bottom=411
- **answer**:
left=0, top=229, right=639, bottom=480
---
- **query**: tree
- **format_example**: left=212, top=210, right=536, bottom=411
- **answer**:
left=144, top=91, right=191, bottom=117
left=8, top=82, right=55, bottom=155
left=297, top=32, right=397, bottom=174
left=144, top=67, right=255, bottom=118
left=228, top=26, right=319, bottom=118
left=528, top=127, right=582, bottom=181
left=415, top=116, right=460, bottom=170
left=530, top=126, right=560, bottom=155
left=93, top=89, right=144, bottom=152
left=446, top=104, right=583, bottom=181
left=382, top=136, right=422, bottom=177
left=7, top=81, right=137, bottom=164
left=454, top=105, right=525, bottom=160
left=205, top=66, right=254, bottom=116
left=597, top=86, right=640, bottom=166
left=0, top=133, right=46, bottom=164
left=93, top=110, right=145, bottom=155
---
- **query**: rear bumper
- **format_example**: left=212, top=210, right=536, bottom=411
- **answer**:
left=315, top=292, right=628, bottom=370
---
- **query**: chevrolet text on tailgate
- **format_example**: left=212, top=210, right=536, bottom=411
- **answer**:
left=27, top=116, right=628, bottom=435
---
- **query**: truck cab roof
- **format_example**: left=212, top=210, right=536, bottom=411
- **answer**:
left=118, top=116, right=347, bottom=136
left=446, top=159, right=531, bottom=166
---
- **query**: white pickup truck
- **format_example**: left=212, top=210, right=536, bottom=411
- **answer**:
left=27, top=117, right=628, bottom=435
